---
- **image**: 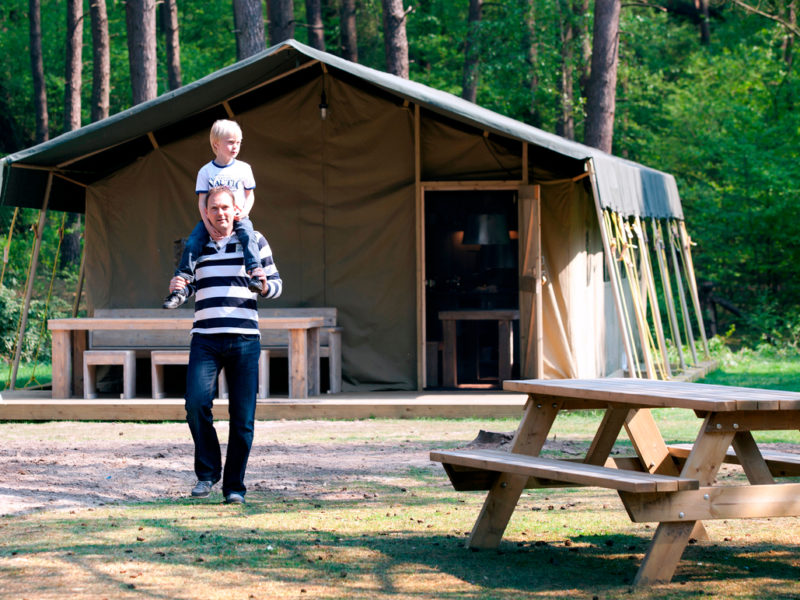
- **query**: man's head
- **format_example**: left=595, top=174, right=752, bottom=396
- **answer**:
left=205, top=186, right=236, bottom=237
left=209, top=119, right=243, bottom=164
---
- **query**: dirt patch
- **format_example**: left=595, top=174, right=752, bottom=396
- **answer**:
left=0, top=420, right=483, bottom=516
left=4, top=420, right=796, bottom=517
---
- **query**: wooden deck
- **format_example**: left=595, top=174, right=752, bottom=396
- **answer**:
left=0, top=361, right=716, bottom=422
left=0, top=390, right=529, bottom=421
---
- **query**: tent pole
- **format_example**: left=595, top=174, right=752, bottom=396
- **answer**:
left=603, top=210, right=641, bottom=378
left=10, top=172, right=53, bottom=390
left=1, top=206, right=19, bottom=287
left=414, top=103, right=425, bottom=390
left=587, top=160, right=637, bottom=378
left=72, top=226, right=86, bottom=317
left=653, top=219, right=686, bottom=371
left=612, top=213, right=655, bottom=379
left=678, top=220, right=710, bottom=358
left=634, top=217, right=671, bottom=379
left=667, top=220, right=698, bottom=365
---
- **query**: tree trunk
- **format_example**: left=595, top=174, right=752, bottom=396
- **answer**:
left=234, top=0, right=266, bottom=60
left=524, top=0, right=541, bottom=127
left=29, top=0, right=48, bottom=143
left=695, top=0, right=710, bottom=45
left=340, top=0, right=358, bottom=62
left=306, top=0, right=325, bottom=50
left=584, top=0, right=620, bottom=153
left=125, top=0, right=158, bottom=105
left=783, top=0, right=797, bottom=68
left=161, top=0, right=182, bottom=88
left=65, top=0, right=83, bottom=132
left=90, top=0, right=110, bottom=122
left=556, top=0, right=575, bottom=140
left=461, top=0, right=482, bottom=102
left=267, top=0, right=295, bottom=44
left=381, top=0, right=409, bottom=78
left=60, top=213, right=82, bottom=270
left=577, top=0, right=592, bottom=98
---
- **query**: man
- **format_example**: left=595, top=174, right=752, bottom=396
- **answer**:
left=169, top=185, right=282, bottom=504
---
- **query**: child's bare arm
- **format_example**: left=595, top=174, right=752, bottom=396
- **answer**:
left=237, top=188, right=255, bottom=219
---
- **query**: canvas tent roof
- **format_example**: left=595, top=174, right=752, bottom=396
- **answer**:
left=0, top=40, right=682, bottom=220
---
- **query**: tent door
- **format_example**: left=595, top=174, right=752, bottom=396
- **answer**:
left=518, top=184, right=543, bottom=378
left=423, top=189, right=520, bottom=389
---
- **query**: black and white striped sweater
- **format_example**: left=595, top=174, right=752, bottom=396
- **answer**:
left=185, top=231, right=282, bottom=336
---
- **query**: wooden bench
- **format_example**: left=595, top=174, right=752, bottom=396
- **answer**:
left=83, top=350, right=136, bottom=399
left=150, top=349, right=270, bottom=400
left=430, top=448, right=700, bottom=494
left=668, top=443, right=800, bottom=478
left=90, top=307, right=342, bottom=396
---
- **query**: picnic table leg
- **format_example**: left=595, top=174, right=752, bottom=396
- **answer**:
left=585, top=407, right=632, bottom=465
left=288, top=328, right=308, bottom=399
left=625, top=408, right=709, bottom=543
left=468, top=396, right=561, bottom=548
left=731, top=431, right=775, bottom=485
left=633, top=416, right=734, bottom=586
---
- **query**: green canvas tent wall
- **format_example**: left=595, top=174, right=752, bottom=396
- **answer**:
left=0, top=40, right=689, bottom=392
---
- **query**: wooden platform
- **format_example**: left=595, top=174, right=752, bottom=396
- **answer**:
left=0, top=390, right=529, bottom=421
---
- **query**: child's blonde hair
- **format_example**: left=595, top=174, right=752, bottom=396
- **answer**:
left=209, top=119, right=242, bottom=149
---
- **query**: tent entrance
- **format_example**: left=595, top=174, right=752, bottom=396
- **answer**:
left=423, top=190, right=520, bottom=389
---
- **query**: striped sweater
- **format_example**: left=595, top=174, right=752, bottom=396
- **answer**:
left=185, top=231, right=282, bottom=336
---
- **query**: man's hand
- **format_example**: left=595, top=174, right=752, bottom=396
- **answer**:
left=169, top=276, right=188, bottom=293
left=205, top=223, right=226, bottom=241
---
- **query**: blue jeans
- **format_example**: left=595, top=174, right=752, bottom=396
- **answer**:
left=185, top=333, right=261, bottom=496
left=175, top=217, right=261, bottom=281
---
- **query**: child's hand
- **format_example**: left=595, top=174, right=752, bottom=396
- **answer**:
left=169, top=276, right=188, bottom=293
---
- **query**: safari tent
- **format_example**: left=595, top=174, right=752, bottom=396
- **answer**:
left=0, top=40, right=704, bottom=393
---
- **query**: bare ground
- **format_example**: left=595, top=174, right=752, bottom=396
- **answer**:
left=0, top=419, right=503, bottom=516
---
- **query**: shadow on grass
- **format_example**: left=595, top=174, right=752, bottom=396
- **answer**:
left=3, top=494, right=799, bottom=599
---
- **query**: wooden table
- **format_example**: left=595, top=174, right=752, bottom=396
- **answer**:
left=431, top=378, right=800, bottom=586
left=438, top=309, right=519, bottom=388
left=49, top=316, right=324, bottom=399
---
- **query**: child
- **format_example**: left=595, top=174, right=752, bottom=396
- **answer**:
left=163, top=119, right=264, bottom=308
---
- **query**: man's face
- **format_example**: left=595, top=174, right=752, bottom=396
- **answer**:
left=207, top=191, right=236, bottom=236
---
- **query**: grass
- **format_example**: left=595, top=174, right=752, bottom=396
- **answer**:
left=0, top=360, right=52, bottom=391
left=1, top=345, right=800, bottom=598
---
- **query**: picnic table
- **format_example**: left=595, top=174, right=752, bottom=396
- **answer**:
left=49, top=316, right=324, bottom=399
left=431, top=378, right=800, bottom=586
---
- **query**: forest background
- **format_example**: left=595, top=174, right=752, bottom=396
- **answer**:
left=0, top=0, right=799, bottom=372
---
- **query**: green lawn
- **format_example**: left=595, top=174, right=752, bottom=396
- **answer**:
left=1, top=347, right=799, bottom=598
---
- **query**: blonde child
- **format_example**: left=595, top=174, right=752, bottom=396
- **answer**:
left=163, top=119, right=264, bottom=308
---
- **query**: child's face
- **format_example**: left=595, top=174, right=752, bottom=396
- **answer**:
left=212, top=134, right=242, bottom=164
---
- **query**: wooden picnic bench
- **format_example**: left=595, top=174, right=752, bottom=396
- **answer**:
left=49, top=307, right=342, bottom=399
left=431, top=378, right=800, bottom=587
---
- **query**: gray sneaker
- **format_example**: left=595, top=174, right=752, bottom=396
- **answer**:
left=191, top=480, right=214, bottom=498
left=225, top=492, right=245, bottom=504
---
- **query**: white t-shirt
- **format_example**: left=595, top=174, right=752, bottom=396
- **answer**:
left=195, top=159, right=256, bottom=211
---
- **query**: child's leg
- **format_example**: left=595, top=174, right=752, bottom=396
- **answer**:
left=233, top=218, right=261, bottom=274
left=175, top=221, right=210, bottom=282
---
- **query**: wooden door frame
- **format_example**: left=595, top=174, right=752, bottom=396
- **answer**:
left=417, top=178, right=538, bottom=389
